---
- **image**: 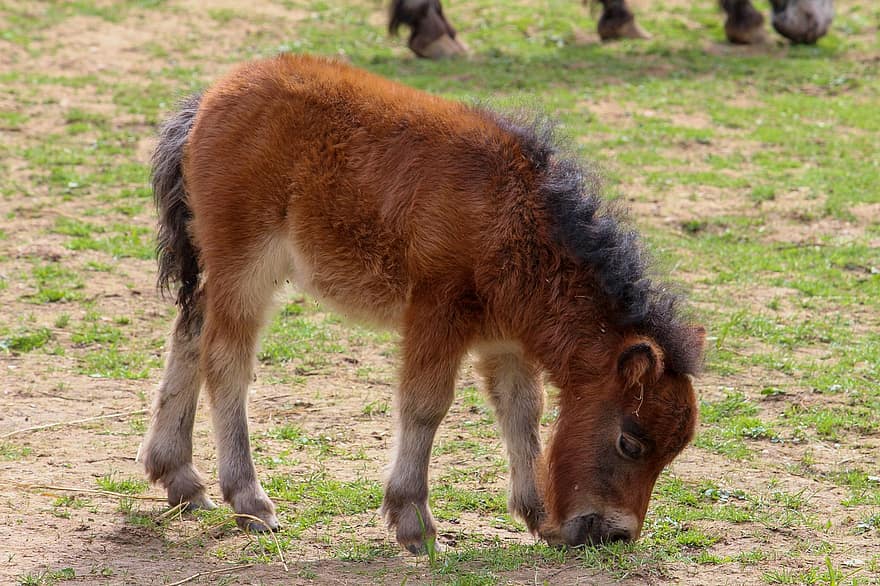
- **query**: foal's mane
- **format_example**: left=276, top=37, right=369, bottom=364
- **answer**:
left=483, top=109, right=702, bottom=376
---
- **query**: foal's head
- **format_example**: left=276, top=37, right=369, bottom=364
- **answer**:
left=540, top=331, right=702, bottom=547
left=488, top=111, right=704, bottom=545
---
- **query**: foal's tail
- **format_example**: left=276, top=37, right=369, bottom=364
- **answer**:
left=151, top=93, right=203, bottom=319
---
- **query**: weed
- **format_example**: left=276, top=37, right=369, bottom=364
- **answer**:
left=361, top=400, right=390, bottom=416
left=96, top=473, right=149, bottom=495
left=1, top=327, right=51, bottom=353
left=0, top=442, right=32, bottom=461
left=17, top=568, right=76, bottom=586
left=27, top=263, right=84, bottom=303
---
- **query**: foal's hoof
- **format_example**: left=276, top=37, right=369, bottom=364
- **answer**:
left=405, top=538, right=445, bottom=556
left=229, top=488, right=280, bottom=533
left=181, top=494, right=216, bottom=512
left=725, top=22, right=767, bottom=45
left=236, top=513, right=281, bottom=533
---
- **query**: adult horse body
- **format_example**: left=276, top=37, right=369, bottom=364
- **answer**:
left=140, top=54, right=705, bottom=551
left=390, top=0, right=834, bottom=58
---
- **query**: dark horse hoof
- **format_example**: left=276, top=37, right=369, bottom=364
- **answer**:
left=724, top=1, right=767, bottom=45
left=598, top=7, right=650, bottom=41
left=725, top=19, right=767, bottom=45
left=771, top=0, right=833, bottom=44
left=390, top=0, right=466, bottom=59
left=411, top=34, right=466, bottom=59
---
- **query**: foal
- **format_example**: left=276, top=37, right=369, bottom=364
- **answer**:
left=141, top=53, right=704, bottom=551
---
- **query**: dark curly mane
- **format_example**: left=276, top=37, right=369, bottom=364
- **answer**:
left=488, top=111, right=702, bottom=376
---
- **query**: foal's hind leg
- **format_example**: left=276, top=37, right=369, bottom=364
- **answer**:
left=141, top=292, right=214, bottom=510
left=381, top=300, right=470, bottom=553
left=476, top=346, right=545, bottom=533
left=200, top=262, right=282, bottom=533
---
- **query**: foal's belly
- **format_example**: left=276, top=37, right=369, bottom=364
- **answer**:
left=283, top=214, right=409, bottom=330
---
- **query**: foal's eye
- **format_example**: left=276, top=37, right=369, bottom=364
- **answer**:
left=616, top=433, right=644, bottom=461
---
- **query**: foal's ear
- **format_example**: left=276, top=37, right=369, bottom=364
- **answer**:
left=617, top=337, right=665, bottom=388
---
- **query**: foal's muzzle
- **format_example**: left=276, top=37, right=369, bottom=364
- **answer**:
left=561, top=514, right=632, bottom=546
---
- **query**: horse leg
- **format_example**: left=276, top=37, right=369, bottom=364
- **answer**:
left=388, top=0, right=465, bottom=59
left=141, top=290, right=214, bottom=510
left=200, top=248, right=285, bottom=532
left=597, top=0, right=650, bottom=41
left=768, top=0, right=833, bottom=44
left=720, top=0, right=767, bottom=44
left=476, top=346, right=545, bottom=534
left=381, top=299, right=470, bottom=553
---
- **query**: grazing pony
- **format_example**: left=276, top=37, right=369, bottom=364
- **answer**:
left=390, top=0, right=834, bottom=58
left=140, top=53, right=705, bottom=551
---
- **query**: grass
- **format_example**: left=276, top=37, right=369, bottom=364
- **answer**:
left=0, top=0, right=878, bottom=583
left=79, top=346, right=158, bottom=379
left=1, top=327, right=52, bottom=353
left=0, top=442, right=33, bottom=461
left=261, top=471, right=383, bottom=538
left=26, top=263, right=84, bottom=303
left=17, top=568, right=76, bottom=586
left=258, top=301, right=346, bottom=372
left=96, top=473, right=149, bottom=495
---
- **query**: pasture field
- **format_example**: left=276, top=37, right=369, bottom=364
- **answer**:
left=1, top=0, right=878, bottom=584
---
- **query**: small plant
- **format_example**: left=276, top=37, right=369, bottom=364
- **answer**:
left=0, top=442, right=32, bottom=461
left=17, top=568, right=75, bottom=586
left=96, top=473, right=148, bottom=495
left=27, top=263, right=84, bottom=303
left=682, top=219, right=707, bottom=234
left=361, top=400, right=389, bottom=417
left=1, top=327, right=51, bottom=353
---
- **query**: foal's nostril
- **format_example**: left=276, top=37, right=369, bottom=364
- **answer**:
left=563, top=514, right=632, bottom=546
left=564, top=514, right=599, bottom=546
left=606, top=529, right=631, bottom=543
left=578, top=514, right=598, bottom=544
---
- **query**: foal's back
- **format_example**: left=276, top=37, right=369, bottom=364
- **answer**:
left=184, top=54, right=512, bottom=324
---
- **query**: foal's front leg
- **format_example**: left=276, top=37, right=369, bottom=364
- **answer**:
left=476, top=347, right=545, bottom=533
left=381, top=304, right=468, bottom=553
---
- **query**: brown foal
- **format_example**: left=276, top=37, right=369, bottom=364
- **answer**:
left=141, top=53, right=705, bottom=552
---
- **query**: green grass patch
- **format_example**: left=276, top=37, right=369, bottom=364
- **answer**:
left=0, top=441, right=33, bottom=461
left=67, top=224, right=154, bottom=259
left=96, top=473, right=148, bottom=495
left=79, top=347, right=158, bottom=379
left=262, top=471, right=382, bottom=537
left=17, top=568, right=77, bottom=586
left=1, top=327, right=52, bottom=353
left=27, top=263, right=85, bottom=303
left=259, top=303, right=345, bottom=371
